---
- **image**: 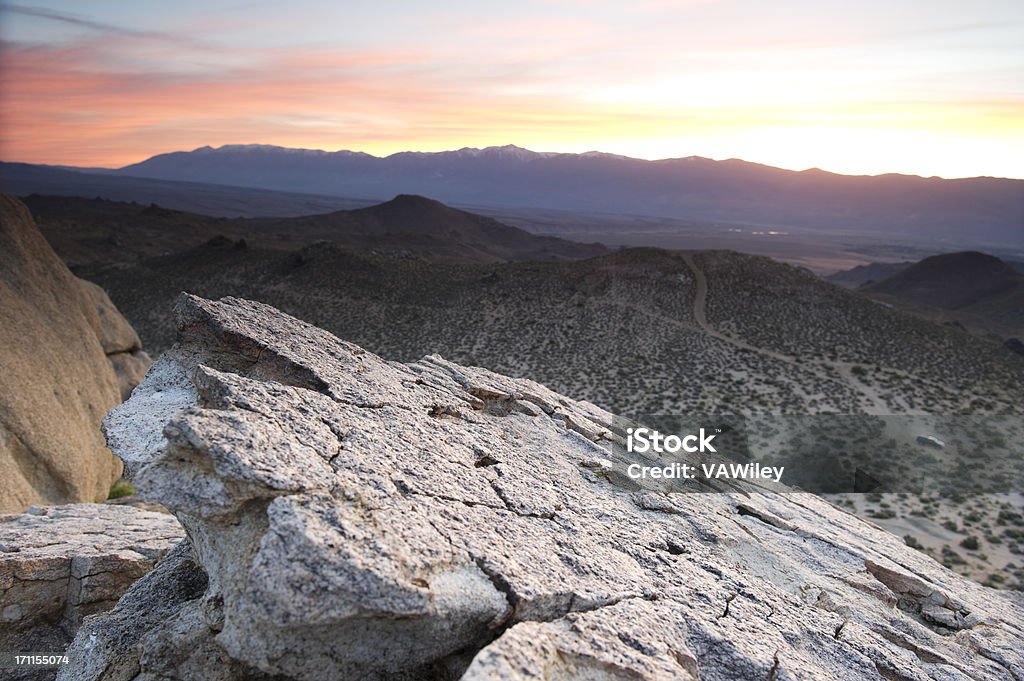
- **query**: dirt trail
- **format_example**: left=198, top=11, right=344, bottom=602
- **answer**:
left=680, top=252, right=891, bottom=414
left=682, top=252, right=791, bottom=362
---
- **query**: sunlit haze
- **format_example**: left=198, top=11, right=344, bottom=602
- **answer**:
left=2, top=0, right=1022, bottom=178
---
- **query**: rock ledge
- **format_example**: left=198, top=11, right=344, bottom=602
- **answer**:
left=0, top=503, right=183, bottom=662
left=60, top=294, right=1024, bottom=681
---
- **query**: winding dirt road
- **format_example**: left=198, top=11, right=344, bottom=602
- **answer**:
left=679, top=252, right=893, bottom=414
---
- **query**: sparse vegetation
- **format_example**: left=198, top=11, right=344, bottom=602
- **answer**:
left=108, top=480, right=135, bottom=500
left=960, top=536, right=980, bottom=551
left=903, top=534, right=923, bottom=550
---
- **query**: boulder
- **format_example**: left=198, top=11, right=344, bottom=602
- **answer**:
left=60, top=294, right=1024, bottom=680
left=0, top=195, right=121, bottom=512
left=77, top=279, right=153, bottom=401
left=105, top=351, right=153, bottom=403
left=0, top=503, right=184, bottom=674
left=77, top=279, right=143, bottom=357
left=0, top=194, right=151, bottom=511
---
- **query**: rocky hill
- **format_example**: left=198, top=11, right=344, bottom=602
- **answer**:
left=0, top=195, right=150, bottom=512
left=77, top=242, right=1024, bottom=419
left=22, top=194, right=606, bottom=268
left=261, top=194, right=608, bottom=263
left=826, top=261, right=912, bottom=288
left=56, top=294, right=1024, bottom=681
left=859, top=251, right=1024, bottom=339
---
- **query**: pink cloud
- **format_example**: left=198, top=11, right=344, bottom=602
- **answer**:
left=0, top=35, right=690, bottom=165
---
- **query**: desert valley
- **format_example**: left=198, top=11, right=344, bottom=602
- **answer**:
left=4, top=142, right=1024, bottom=680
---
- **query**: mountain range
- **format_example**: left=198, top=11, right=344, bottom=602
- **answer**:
left=7, top=144, right=1024, bottom=246
left=0, top=161, right=371, bottom=218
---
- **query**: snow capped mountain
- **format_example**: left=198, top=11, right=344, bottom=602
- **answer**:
left=194, top=144, right=373, bottom=158
left=175, top=143, right=637, bottom=163
left=386, top=145, right=557, bottom=161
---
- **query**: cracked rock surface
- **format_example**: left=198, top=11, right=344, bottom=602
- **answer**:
left=0, top=503, right=184, bottom=678
left=62, top=294, right=1024, bottom=680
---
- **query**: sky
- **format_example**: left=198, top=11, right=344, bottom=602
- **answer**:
left=1, top=0, right=1023, bottom=178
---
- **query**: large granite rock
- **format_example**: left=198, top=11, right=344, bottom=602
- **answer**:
left=0, top=503, right=184, bottom=678
left=77, top=279, right=153, bottom=401
left=60, top=294, right=1024, bottom=680
left=0, top=195, right=150, bottom=512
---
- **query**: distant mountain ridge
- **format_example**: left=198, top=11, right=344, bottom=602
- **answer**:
left=0, top=161, right=373, bottom=217
left=24, top=193, right=607, bottom=266
left=103, top=144, right=1024, bottom=245
left=826, top=261, right=914, bottom=288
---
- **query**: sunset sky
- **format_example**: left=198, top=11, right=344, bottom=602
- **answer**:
left=2, top=0, right=1022, bottom=178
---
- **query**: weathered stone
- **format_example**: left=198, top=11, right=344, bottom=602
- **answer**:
left=0, top=503, right=184, bottom=663
left=0, top=194, right=150, bottom=511
left=77, top=279, right=153, bottom=400
left=60, top=294, right=1024, bottom=681
left=77, top=279, right=142, bottom=356
left=61, top=540, right=208, bottom=681
left=107, top=351, right=153, bottom=402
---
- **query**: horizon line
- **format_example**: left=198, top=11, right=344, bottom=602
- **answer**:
left=8, top=143, right=1022, bottom=182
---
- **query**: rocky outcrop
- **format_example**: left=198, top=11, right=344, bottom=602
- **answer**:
left=56, top=539, right=279, bottom=681
left=61, top=294, right=1024, bottom=680
left=77, top=279, right=153, bottom=401
left=0, top=194, right=150, bottom=512
left=0, top=503, right=184, bottom=672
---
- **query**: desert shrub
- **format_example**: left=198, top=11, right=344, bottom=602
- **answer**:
left=903, top=535, right=923, bottom=550
left=108, top=480, right=135, bottom=500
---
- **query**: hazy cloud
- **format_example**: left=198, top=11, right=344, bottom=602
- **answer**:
left=3, top=4, right=214, bottom=49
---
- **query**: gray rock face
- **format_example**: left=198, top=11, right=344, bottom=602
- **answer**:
left=60, top=539, right=278, bottom=681
left=0, top=503, right=184, bottom=665
left=62, top=294, right=1024, bottom=680
left=0, top=194, right=151, bottom=512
